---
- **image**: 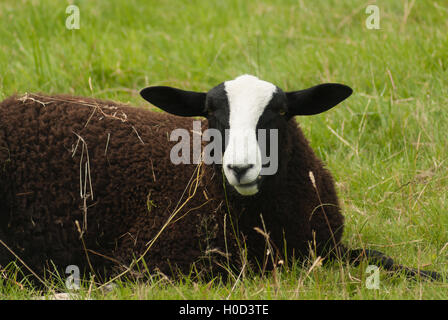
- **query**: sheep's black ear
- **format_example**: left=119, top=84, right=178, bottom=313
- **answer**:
left=286, top=83, right=352, bottom=116
left=140, top=86, right=207, bottom=117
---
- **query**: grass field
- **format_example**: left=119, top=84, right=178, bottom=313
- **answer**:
left=0, top=0, right=447, bottom=299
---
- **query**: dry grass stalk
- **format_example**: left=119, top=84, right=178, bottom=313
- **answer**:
left=72, top=131, right=94, bottom=237
left=96, top=160, right=205, bottom=291
left=0, top=239, right=49, bottom=289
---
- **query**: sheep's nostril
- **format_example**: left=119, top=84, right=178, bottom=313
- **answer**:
left=227, top=164, right=254, bottom=180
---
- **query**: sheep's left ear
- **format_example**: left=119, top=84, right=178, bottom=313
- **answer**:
left=286, top=83, right=352, bottom=116
left=140, top=86, right=207, bottom=117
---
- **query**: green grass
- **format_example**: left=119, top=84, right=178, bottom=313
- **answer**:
left=1, top=0, right=447, bottom=299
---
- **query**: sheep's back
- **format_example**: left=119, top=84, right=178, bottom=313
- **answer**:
left=0, top=93, right=212, bottom=276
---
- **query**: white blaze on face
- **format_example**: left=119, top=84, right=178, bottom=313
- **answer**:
left=223, top=75, right=277, bottom=195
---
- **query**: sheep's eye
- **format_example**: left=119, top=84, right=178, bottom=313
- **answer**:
left=279, top=110, right=286, bottom=116
left=207, top=109, right=214, bottom=117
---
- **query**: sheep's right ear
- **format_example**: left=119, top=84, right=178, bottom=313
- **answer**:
left=140, top=86, right=207, bottom=117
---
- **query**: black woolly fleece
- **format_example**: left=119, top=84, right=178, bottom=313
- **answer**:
left=0, top=93, right=344, bottom=280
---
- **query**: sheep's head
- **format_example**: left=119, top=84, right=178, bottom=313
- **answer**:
left=140, top=75, right=352, bottom=196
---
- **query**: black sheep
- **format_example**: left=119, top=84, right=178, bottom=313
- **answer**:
left=0, top=75, right=440, bottom=285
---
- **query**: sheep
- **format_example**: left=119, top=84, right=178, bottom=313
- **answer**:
left=0, top=75, right=440, bottom=286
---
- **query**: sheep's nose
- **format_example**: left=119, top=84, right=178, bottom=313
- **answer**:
left=227, top=164, right=253, bottom=181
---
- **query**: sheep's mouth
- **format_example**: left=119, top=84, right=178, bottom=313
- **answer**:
left=238, top=177, right=260, bottom=187
left=233, top=176, right=264, bottom=196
